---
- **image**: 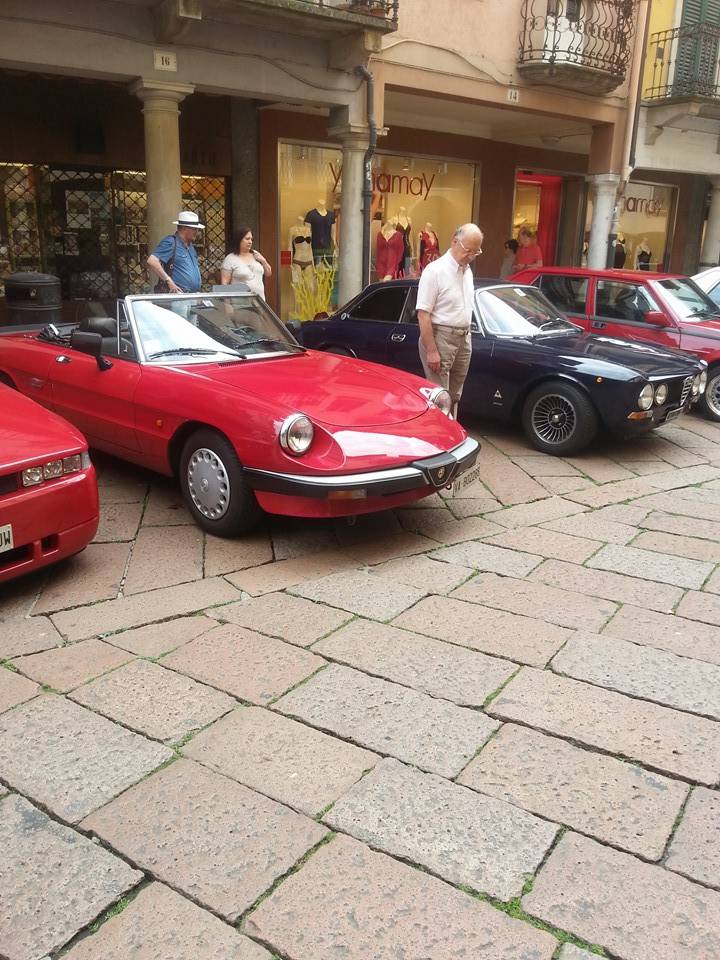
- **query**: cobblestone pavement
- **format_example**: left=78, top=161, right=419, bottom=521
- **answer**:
left=2, top=414, right=720, bottom=959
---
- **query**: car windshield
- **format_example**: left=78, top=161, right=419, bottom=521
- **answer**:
left=476, top=286, right=577, bottom=336
left=128, top=294, right=302, bottom=363
left=656, top=278, right=719, bottom=321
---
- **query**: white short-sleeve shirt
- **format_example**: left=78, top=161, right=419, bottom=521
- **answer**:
left=221, top=253, right=265, bottom=299
left=416, top=250, right=474, bottom=329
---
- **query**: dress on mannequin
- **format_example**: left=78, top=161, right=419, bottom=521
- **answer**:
left=417, top=225, right=440, bottom=272
left=376, top=221, right=404, bottom=280
left=394, top=208, right=413, bottom=275
left=305, top=203, right=336, bottom=263
left=636, top=239, right=652, bottom=271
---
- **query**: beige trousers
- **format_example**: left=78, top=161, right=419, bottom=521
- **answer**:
left=419, top=325, right=472, bottom=411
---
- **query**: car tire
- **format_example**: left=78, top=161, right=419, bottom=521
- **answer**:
left=698, top=366, right=720, bottom=422
left=179, top=429, right=261, bottom=537
left=522, top=381, right=598, bottom=455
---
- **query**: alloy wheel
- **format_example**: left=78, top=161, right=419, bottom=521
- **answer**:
left=531, top=393, right=577, bottom=445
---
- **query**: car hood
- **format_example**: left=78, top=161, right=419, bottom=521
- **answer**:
left=180, top=350, right=431, bottom=427
left=533, top=332, right=702, bottom=377
left=0, top=386, right=86, bottom=473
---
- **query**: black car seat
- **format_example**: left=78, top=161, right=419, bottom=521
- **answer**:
left=612, top=287, right=640, bottom=323
left=79, top=315, right=136, bottom=359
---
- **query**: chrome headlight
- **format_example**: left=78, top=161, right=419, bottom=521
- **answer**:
left=22, top=450, right=91, bottom=487
left=653, top=383, right=668, bottom=406
left=694, top=371, right=707, bottom=395
left=428, top=387, right=452, bottom=417
left=279, top=413, right=314, bottom=456
left=638, top=384, right=654, bottom=410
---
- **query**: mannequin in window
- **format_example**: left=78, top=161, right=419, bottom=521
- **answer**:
left=613, top=234, right=627, bottom=269
left=636, top=238, right=652, bottom=271
left=416, top=222, right=440, bottom=273
left=288, top=216, right=314, bottom=284
left=376, top=217, right=404, bottom=281
left=305, top=200, right=336, bottom=265
left=394, top=207, right=413, bottom=275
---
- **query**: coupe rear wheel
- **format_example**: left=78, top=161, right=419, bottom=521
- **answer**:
left=698, top=367, right=720, bottom=422
left=179, top=429, right=261, bottom=537
left=522, top=382, right=598, bottom=455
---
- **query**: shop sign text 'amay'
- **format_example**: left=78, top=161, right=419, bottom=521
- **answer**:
left=329, top=163, right=436, bottom=201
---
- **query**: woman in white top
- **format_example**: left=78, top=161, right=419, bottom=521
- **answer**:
left=220, top=227, right=271, bottom=299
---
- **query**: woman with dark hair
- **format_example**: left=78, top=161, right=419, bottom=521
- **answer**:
left=221, top=227, right=271, bottom=298
left=500, top=238, right=519, bottom=278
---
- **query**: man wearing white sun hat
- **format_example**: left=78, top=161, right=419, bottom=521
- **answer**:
left=147, top=210, right=204, bottom=293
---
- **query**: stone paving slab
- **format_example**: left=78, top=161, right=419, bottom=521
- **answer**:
left=313, top=617, right=517, bottom=707
left=392, top=594, right=572, bottom=667
left=270, top=517, right=339, bottom=560
left=325, top=757, right=558, bottom=901
left=476, top=442, right=551, bottom=506
left=703, top=567, right=720, bottom=594
left=162, top=624, right=324, bottom=705
left=586, top=543, right=714, bottom=590
left=70, top=659, right=235, bottom=743
left=522, top=831, right=720, bottom=960
left=0, top=793, right=142, bottom=960
left=557, top=946, right=596, bottom=960
left=551, top=631, right=720, bottom=720
left=33, top=542, right=130, bottom=613
left=451, top=573, right=618, bottom=632
left=674, top=484, right=720, bottom=505
left=245, top=833, right=556, bottom=960
left=489, top=668, right=720, bottom=785
left=536, top=476, right=592, bottom=494
left=93, top=501, right=144, bottom=542
left=123, top=524, right=204, bottom=595
left=0, top=695, right=172, bottom=822
left=510, top=456, right=581, bottom=477
left=484, top=496, right=588, bottom=529
left=0, top=668, right=39, bottom=715
left=289, top=569, right=428, bottom=620
left=565, top=477, right=655, bottom=506
left=530, top=558, right=683, bottom=613
left=105, top=614, right=217, bottom=657
left=11, top=638, right=131, bottom=692
left=204, top=530, right=274, bottom=577
left=339, top=531, right=439, bottom=565
left=666, top=787, right=720, bottom=889
left=213, top=592, right=351, bottom=647
left=446, top=495, right=502, bottom=517
left=140, top=482, right=192, bottom=526
left=542, top=513, right=639, bottom=545
left=593, top=502, right=653, bottom=524
left=397, top=509, right=505, bottom=544
left=640, top=510, right=720, bottom=541
left=632, top=529, right=720, bottom=563
left=274, top=663, right=499, bottom=778
left=81, top=758, right=326, bottom=921
left=564, top=455, right=635, bottom=483
left=458, top=723, right=688, bottom=860
left=484, top=526, right=603, bottom=564
left=63, top=882, right=272, bottom=960
left=368, top=553, right=472, bottom=594
left=184, top=705, right=377, bottom=817
left=602, top=604, right=720, bottom=666
left=0, top=616, right=62, bottom=660
left=429, top=541, right=543, bottom=578
left=51, top=577, right=239, bottom=641
left=676, top=589, right=720, bottom=626
left=225, top=551, right=360, bottom=596
left=644, top=464, right=720, bottom=490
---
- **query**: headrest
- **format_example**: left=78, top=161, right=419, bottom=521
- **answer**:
left=81, top=316, right=116, bottom=337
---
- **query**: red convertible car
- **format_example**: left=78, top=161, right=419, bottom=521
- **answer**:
left=0, top=292, right=479, bottom=536
left=0, top=384, right=98, bottom=583
left=510, top=266, right=720, bottom=421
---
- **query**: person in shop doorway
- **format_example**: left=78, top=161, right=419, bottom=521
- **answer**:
left=220, top=227, right=271, bottom=299
left=147, top=210, right=204, bottom=294
left=513, top=227, right=543, bottom=271
left=417, top=223, right=483, bottom=420
left=500, top=238, right=518, bottom=278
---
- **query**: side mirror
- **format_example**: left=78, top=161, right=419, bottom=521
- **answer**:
left=71, top=330, right=113, bottom=370
left=644, top=310, right=671, bottom=327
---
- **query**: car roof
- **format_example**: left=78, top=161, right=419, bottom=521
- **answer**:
left=517, top=266, right=684, bottom=282
left=361, top=276, right=505, bottom=294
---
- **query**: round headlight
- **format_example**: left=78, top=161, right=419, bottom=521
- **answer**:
left=279, top=413, right=314, bottom=456
left=638, top=384, right=654, bottom=410
left=654, top=383, right=668, bottom=406
left=429, top=387, right=452, bottom=416
left=699, top=370, right=708, bottom=394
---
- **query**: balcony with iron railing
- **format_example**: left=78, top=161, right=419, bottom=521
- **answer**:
left=644, top=22, right=720, bottom=111
left=518, top=0, right=634, bottom=95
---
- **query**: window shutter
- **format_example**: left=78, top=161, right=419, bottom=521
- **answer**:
left=681, top=0, right=720, bottom=25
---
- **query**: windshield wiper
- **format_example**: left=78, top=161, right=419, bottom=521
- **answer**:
left=240, top=337, right=305, bottom=352
left=147, top=347, right=244, bottom=359
left=687, top=309, right=718, bottom=320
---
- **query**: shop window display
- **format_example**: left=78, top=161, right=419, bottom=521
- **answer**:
left=278, top=142, right=477, bottom=321
left=583, top=181, right=676, bottom=272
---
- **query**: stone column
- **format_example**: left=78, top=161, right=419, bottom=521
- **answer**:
left=700, top=178, right=720, bottom=269
left=130, top=79, right=195, bottom=250
left=327, top=118, right=368, bottom=307
left=231, top=99, right=259, bottom=240
left=586, top=173, right=620, bottom=270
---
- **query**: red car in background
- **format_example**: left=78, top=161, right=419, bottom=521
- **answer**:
left=510, top=266, right=720, bottom=421
left=0, top=384, right=98, bottom=583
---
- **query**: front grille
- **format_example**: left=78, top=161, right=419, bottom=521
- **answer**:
left=0, top=543, right=31, bottom=571
left=680, top=376, right=694, bottom=406
left=0, top=473, right=18, bottom=496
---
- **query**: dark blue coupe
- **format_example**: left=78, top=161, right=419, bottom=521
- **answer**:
left=300, top=279, right=707, bottom=455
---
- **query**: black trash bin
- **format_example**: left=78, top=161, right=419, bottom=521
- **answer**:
left=3, top=272, right=62, bottom=327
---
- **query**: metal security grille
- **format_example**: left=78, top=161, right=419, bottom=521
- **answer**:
left=0, top=162, right=227, bottom=298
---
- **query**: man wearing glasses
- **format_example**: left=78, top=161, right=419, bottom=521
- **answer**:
left=147, top=210, right=204, bottom=294
left=417, top=223, right=483, bottom=419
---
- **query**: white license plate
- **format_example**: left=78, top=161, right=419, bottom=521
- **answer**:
left=0, top=523, right=13, bottom=554
left=664, top=407, right=684, bottom=423
left=452, top=462, right=481, bottom=496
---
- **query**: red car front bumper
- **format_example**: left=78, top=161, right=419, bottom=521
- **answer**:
left=0, top=467, right=99, bottom=583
